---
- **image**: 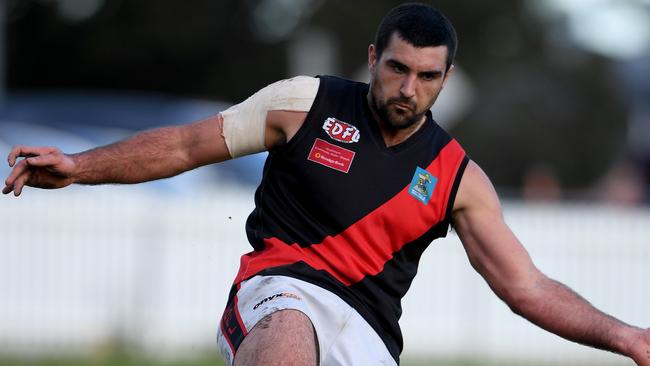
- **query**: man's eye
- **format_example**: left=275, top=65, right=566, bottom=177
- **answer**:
left=421, top=73, right=435, bottom=81
left=392, top=65, right=405, bottom=73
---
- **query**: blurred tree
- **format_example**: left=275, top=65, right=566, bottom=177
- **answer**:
left=7, top=0, right=286, bottom=101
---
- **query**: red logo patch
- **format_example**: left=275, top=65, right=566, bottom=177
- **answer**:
left=308, top=138, right=355, bottom=173
left=322, top=117, right=360, bottom=143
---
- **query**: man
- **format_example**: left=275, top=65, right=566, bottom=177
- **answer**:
left=3, top=3, right=649, bottom=366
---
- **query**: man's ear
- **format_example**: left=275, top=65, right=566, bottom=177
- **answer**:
left=442, top=64, right=455, bottom=89
left=368, top=44, right=378, bottom=72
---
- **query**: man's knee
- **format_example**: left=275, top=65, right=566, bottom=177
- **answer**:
left=234, top=309, right=318, bottom=366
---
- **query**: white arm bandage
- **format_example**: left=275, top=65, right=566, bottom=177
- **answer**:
left=221, top=76, right=320, bottom=158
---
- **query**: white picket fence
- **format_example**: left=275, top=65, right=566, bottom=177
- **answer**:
left=1, top=184, right=648, bottom=364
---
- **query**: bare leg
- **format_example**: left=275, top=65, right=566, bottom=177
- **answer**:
left=234, top=309, right=319, bottom=366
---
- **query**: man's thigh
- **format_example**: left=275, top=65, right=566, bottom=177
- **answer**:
left=234, top=309, right=318, bottom=366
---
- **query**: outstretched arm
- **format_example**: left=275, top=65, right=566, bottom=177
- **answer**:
left=451, top=160, right=650, bottom=365
left=3, top=76, right=317, bottom=197
left=3, top=115, right=231, bottom=196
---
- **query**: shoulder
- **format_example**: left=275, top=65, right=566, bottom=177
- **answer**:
left=257, top=76, right=320, bottom=103
left=279, top=75, right=320, bottom=90
left=316, top=75, right=369, bottom=93
left=453, top=160, right=502, bottom=215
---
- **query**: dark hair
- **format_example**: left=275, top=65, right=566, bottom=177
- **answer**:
left=374, top=3, right=458, bottom=71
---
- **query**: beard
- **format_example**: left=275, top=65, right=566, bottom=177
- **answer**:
left=369, top=90, right=428, bottom=130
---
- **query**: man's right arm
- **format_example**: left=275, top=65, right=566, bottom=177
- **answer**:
left=4, top=76, right=318, bottom=197
left=3, top=114, right=231, bottom=196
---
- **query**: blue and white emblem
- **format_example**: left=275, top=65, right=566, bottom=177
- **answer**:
left=408, top=166, right=438, bottom=205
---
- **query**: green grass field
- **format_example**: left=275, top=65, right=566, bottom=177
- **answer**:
left=0, top=341, right=491, bottom=366
left=0, top=354, right=225, bottom=366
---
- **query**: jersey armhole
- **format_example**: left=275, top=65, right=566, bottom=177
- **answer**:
left=441, top=155, right=469, bottom=236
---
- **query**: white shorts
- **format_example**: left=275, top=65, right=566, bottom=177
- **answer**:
left=216, top=275, right=397, bottom=366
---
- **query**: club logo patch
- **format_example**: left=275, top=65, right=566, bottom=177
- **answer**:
left=322, top=117, right=360, bottom=143
left=308, top=138, right=355, bottom=173
left=409, top=166, right=438, bottom=205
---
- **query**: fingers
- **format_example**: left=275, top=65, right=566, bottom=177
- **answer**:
left=2, top=164, right=30, bottom=196
left=2, top=183, right=13, bottom=195
left=24, top=153, right=61, bottom=167
left=4, top=159, right=29, bottom=189
left=4, top=145, right=65, bottom=197
left=11, top=170, right=31, bottom=196
left=4, top=147, right=61, bottom=196
left=7, top=145, right=57, bottom=167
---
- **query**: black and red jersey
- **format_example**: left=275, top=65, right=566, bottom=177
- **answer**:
left=232, top=75, right=468, bottom=362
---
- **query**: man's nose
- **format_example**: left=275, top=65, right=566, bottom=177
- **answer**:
left=400, top=75, right=416, bottom=99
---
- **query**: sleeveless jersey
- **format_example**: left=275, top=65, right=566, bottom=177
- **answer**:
left=231, top=75, right=468, bottom=362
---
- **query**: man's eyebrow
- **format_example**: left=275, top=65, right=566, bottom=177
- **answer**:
left=386, top=58, right=444, bottom=77
left=386, top=59, right=409, bottom=69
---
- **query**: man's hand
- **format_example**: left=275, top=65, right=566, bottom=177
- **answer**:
left=3, top=146, right=76, bottom=196
left=630, top=328, right=650, bottom=366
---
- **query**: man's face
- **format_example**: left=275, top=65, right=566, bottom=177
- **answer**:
left=368, top=32, right=453, bottom=130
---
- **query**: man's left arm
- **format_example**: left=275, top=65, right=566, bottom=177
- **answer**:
left=451, top=160, right=650, bottom=365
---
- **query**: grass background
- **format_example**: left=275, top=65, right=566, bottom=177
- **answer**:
left=0, top=342, right=627, bottom=366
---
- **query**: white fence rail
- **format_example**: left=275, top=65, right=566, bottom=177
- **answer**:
left=1, top=185, right=648, bottom=364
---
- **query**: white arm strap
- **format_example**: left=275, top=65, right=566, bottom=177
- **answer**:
left=221, top=76, right=320, bottom=158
